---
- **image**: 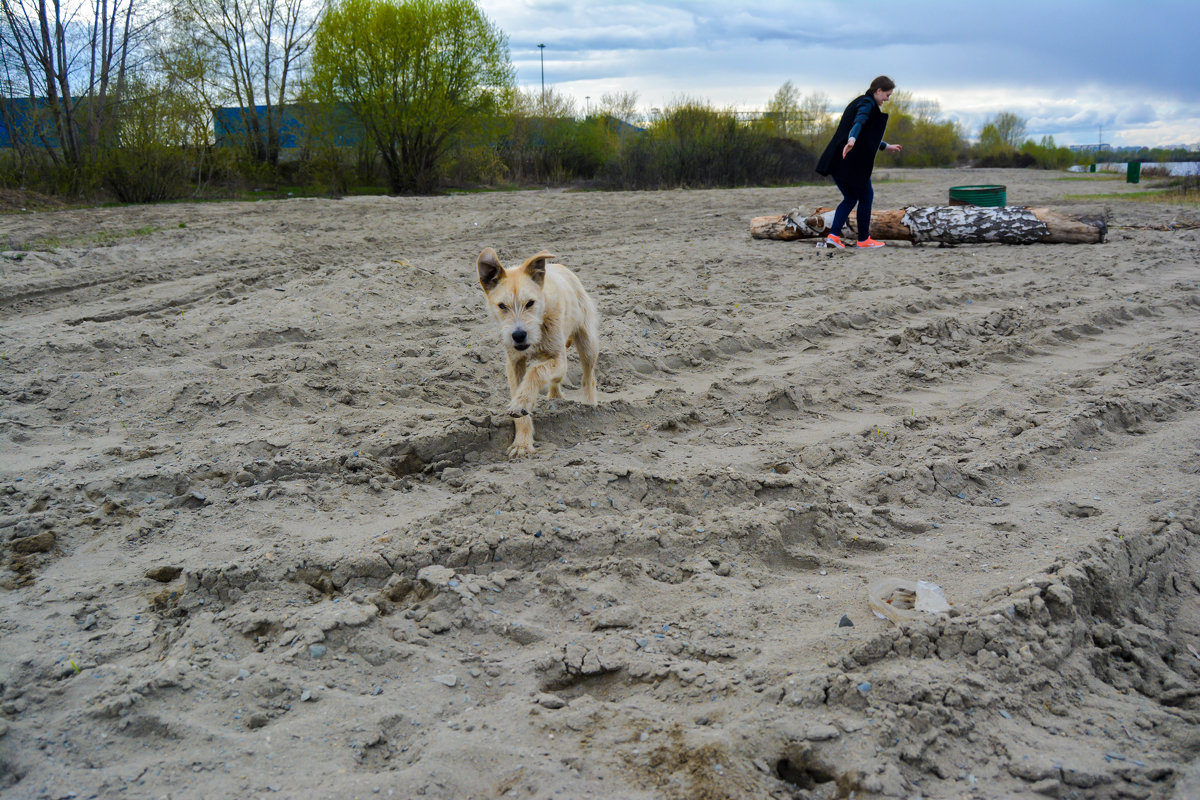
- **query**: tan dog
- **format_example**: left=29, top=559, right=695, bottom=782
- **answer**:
left=477, top=247, right=599, bottom=457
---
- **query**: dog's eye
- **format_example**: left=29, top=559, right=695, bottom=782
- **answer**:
left=497, top=303, right=508, bottom=311
left=525, top=300, right=535, bottom=310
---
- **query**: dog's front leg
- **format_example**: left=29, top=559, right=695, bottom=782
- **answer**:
left=507, top=352, right=565, bottom=418
left=506, top=358, right=526, bottom=400
left=505, top=355, right=536, bottom=417
left=508, top=415, right=535, bottom=458
left=505, top=357, right=536, bottom=457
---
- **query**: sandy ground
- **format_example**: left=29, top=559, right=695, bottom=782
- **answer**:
left=1, top=168, right=1199, bottom=800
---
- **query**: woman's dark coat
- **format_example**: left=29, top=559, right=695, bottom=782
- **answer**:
left=815, top=94, right=889, bottom=182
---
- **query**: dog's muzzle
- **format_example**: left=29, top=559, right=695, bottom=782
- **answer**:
left=511, top=329, right=529, bottom=350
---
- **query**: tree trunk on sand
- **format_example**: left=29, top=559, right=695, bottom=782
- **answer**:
left=750, top=206, right=1106, bottom=244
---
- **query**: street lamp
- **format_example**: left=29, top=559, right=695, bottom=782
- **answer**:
left=537, top=43, right=545, bottom=110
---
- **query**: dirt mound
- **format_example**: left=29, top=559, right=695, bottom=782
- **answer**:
left=0, top=187, right=69, bottom=213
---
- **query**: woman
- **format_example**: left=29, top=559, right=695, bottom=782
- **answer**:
left=816, top=76, right=903, bottom=249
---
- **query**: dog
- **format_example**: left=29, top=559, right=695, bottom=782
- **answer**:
left=477, top=247, right=599, bottom=457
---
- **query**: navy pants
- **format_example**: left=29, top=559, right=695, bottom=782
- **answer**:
left=829, top=171, right=874, bottom=240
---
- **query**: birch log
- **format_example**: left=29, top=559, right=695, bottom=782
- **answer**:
left=750, top=206, right=1106, bottom=244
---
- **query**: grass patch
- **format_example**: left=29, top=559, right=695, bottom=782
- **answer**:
left=4, top=225, right=172, bottom=253
left=2, top=234, right=63, bottom=252
left=446, top=184, right=536, bottom=195
left=94, top=225, right=162, bottom=244
left=1065, top=186, right=1199, bottom=206
left=1055, top=174, right=1124, bottom=181
left=192, top=184, right=389, bottom=202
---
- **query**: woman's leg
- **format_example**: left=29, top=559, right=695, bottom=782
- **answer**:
left=856, top=180, right=875, bottom=240
left=829, top=173, right=860, bottom=236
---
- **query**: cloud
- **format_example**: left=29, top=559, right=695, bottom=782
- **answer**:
left=481, top=0, right=1200, bottom=147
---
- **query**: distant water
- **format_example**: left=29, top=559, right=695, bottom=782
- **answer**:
left=1068, top=162, right=1200, bottom=176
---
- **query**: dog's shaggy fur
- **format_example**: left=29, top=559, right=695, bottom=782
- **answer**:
left=477, top=248, right=599, bottom=457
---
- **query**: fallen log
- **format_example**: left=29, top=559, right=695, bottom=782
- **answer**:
left=750, top=205, right=1106, bottom=244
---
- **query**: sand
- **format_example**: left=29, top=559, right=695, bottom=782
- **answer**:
left=1, top=168, right=1198, bottom=799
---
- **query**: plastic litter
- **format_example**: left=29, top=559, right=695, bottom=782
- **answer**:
left=868, top=577, right=952, bottom=624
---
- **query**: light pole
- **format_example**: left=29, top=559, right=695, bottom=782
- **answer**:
left=537, top=43, right=545, bottom=110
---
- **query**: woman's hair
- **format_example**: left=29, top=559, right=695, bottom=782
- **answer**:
left=868, top=76, right=896, bottom=94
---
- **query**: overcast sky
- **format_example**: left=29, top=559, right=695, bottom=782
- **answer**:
left=477, top=0, right=1198, bottom=148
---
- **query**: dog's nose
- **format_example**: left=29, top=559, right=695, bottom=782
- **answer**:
left=511, top=329, right=526, bottom=344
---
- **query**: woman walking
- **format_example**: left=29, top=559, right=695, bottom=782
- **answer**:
left=816, top=76, right=904, bottom=249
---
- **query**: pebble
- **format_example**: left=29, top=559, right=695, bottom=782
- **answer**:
left=10, top=531, right=55, bottom=554
left=838, top=615, right=854, bottom=628
left=805, top=723, right=841, bottom=741
left=433, top=674, right=458, bottom=687
left=300, top=689, right=313, bottom=702
left=308, top=645, right=327, bottom=659
left=536, top=693, right=567, bottom=709
left=145, top=565, right=183, bottom=583
left=417, top=565, right=456, bottom=586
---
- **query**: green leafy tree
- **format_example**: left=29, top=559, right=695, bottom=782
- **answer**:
left=977, top=123, right=1005, bottom=153
left=765, top=80, right=802, bottom=137
left=101, top=76, right=200, bottom=202
left=1019, top=135, right=1078, bottom=169
left=883, top=91, right=966, bottom=166
left=975, top=110, right=1028, bottom=163
left=309, top=0, right=514, bottom=193
left=989, top=111, right=1027, bottom=149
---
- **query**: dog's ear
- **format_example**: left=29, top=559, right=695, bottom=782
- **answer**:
left=523, top=251, right=555, bottom=287
left=477, top=248, right=503, bottom=291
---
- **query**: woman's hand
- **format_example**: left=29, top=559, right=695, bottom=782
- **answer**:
left=842, top=138, right=856, bottom=158
left=886, top=144, right=903, bottom=153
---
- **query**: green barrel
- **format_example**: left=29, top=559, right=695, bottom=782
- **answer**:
left=1089, top=164, right=1097, bottom=173
left=1126, top=162, right=1141, bottom=184
left=948, top=185, right=1007, bottom=207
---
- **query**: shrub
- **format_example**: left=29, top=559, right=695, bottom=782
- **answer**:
left=102, top=144, right=192, bottom=202
left=600, top=99, right=816, bottom=190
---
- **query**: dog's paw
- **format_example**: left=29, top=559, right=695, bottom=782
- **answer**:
left=506, top=440, right=535, bottom=458
left=506, top=401, right=531, bottom=418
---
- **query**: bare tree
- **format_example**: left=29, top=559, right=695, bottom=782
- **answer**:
left=1, top=0, right=144, bottom=169
left=765, top=80, right=802, bottom=137
left=764, top=82, right=830, bottom=149
left=598, top=90, right=639, bottom=126
left=172, top=0, right=318, bottom=164
left=984, top=111, right=1027, bottom=149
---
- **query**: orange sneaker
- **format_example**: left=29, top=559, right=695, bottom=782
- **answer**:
left=856, top=237, right=885, bottom=248
left=825, top=234, right=846, bottom=249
